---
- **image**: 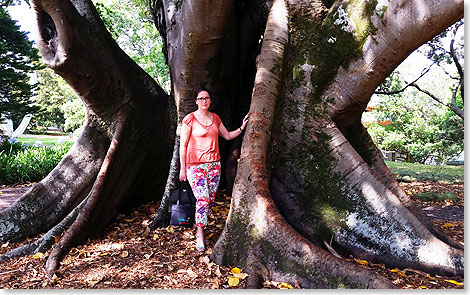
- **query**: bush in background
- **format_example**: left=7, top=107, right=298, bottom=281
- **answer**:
left=0, top=140, right=72, bottom=184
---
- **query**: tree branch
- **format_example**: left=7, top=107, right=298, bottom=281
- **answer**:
left=410, top=82, right=464, bottom=119
left=449, top=22, right=464, bottom=103
left=374, top=62, right=436, bottom=95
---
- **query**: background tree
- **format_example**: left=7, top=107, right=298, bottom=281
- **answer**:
left=31, top=67, right=84, bottom=132
left=366, top=73, right=464, bottom=164
left=0, top=6, right=42, bottom=127
left=0, top=0, right=464, bottom=288
left=95, top=0, right=170, bottom=90
left=368, top=22, right=464, bottom=164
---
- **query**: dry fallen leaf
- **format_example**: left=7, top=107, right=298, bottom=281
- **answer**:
left=120, top=251, right=129, bottom=258
left=214, top=266, right=222, bottom=277
left=442, top=223, right=455, bottom=228
left=232, top=272, right=249, bottom=279
left=199, top=256, right=210, bottom=264
left=445, top=279, right=464, bottom=286
left=354, top=258, right=369, bottom=265
left=231, top=267, right=241, bottom=273
left=32, top=252, right=43, bottom=259
left=278, top=282, right=294, bottom=289
left=228, top=276, right=239, bottom=287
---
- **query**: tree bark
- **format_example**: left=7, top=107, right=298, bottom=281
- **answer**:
left=0, top=0, right=174, bottom=276
left=0, top=0, right=464, bottom=287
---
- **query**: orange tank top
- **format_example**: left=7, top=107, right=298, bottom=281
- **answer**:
left=183, top=112, right=221, bottom=165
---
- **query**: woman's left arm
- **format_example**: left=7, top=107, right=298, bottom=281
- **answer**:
left=219, top=113, right=249, bottom=141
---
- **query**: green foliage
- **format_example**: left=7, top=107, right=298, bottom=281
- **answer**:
left=414, top=191, right=458, bottom=202
left=386, top=161, right=463, bottom=184
left=369, top=19, right=464, bottom=164
left=61, top=99, right=86, bottom=132
left=95, top=0, right=170, bottom=90
left=367, top=82, right=463, bottom=164
left=0, top=139, right=72, bottom=184
left=0, top=7, right=43, bottom=127
left=0, top=137, right=25, bottom=155
left=32, top=68, right=85, bottom=132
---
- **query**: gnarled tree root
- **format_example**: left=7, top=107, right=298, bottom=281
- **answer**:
left=0, top=117, right=108, bottom=243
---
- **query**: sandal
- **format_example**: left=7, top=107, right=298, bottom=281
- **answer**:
left=195, top=234, right=206, bottom=252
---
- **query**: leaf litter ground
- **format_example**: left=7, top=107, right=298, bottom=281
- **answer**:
left=0, top=181, right=464, bottom=289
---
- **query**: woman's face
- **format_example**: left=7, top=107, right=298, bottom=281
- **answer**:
left=196, top=91, right=211, bottom=110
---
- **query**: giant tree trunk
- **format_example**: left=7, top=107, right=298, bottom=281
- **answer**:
left=210, top=0, right=464, bottom=287
left=0, top=0, right=463, bottom=288
left=0, top=0, right=174, bottom=275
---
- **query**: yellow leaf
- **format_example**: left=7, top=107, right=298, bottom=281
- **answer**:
left=165, top=226, right=175, bottom=234
left=207, top=233, right=213, bottom=239
left=445, top=280, right=464, bottom=286
left=232, top=272, right=249, bottom=279
left=397, top=271, right=407, bottom=278
left=278, top=282, right=294, bottom=289
left=419, top=286, right=428, bottom=289
left=442, top=223, right=455, bottom=228
left=55, top=236, right=61, bottom=244
left=231, top=267, right=241, bottom=273
left=390, top=268, right=400, bottom=273
left=354, top=258, right=369, bottom=265
left=228, top=276, right=239, bottom=287
left=32, top=252, right=43, bottom=259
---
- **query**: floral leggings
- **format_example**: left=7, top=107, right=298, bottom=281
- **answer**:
left=186, top=162, right=221, bottom=227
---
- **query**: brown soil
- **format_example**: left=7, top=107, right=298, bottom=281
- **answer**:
left=0, top=181, right=464, bottom=289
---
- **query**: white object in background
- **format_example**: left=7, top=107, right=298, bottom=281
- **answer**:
left=0, top=115, right=13, bottom=136
left=11, top=114, right=32, bottom=138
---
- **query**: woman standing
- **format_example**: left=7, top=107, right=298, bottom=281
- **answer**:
left=179, top=86, right=249, bottom=251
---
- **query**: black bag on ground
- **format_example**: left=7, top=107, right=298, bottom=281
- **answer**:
left=169, top=181, right=196, bottom=228
left=168, top=181, right=196, bottom=212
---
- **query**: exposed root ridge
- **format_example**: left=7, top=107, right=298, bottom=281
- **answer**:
left=44, top=120, right=127, bottom=276
left=0, top=196, right=88, bottom=261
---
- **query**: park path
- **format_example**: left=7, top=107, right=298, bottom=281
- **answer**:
left=0, top=185, right=32, bottom=210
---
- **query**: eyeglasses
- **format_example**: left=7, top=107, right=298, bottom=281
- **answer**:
left=197, top=97, right=210, bottom=102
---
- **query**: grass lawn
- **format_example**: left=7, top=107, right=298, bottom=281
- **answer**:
left=17, top=135, right=74, bottom=146
left=385, top=161, right=464, bottom=184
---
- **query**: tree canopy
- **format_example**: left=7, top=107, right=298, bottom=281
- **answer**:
left=0, top=6, right=42, bottom=128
